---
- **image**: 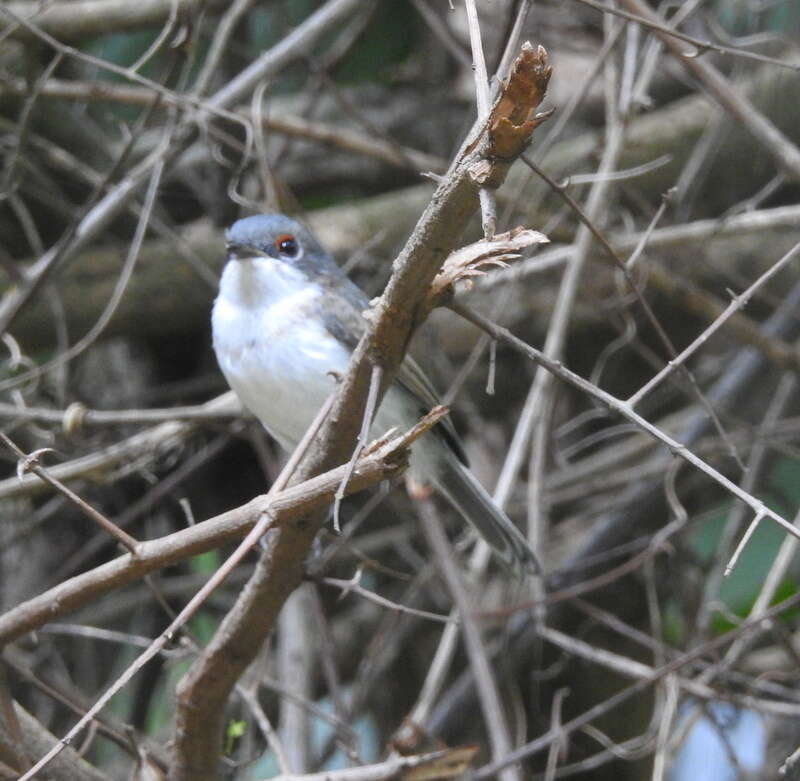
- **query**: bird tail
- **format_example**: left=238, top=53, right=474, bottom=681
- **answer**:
left=435, top=456, right=540, bottom=575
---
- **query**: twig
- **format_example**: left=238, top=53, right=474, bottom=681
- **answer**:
left=475, top=593, right=800, bottom=778
left=0, top=432, right=138, bottom=554
left=464, top=0, right=498, bottom=237
left=522, top=25, right=626, bottom=570
left=128, top=0, right=180, bottom=73
left=628, top=238, right=800, bottom=406
left=14, top=401, right=441, bottom=780
left=0, top=663, right=29, bottom=773
left=451, top=302, right=800, bottom=560
left=319, top=574, right=454, bottom=624
left=0, top=393, right=240, bottom=501
left=573, top=0, right=800, bottom=72
left=418, top=497, right=523, bottom=781
left=537, top=626, right=797, bottom=716
left=191, top=0, right=255, bottom=97
left=1, top=151, right=169, bottom=394
left=15, top=505, right=281, bottom=780
left=0, top=0, right=226, bottom=41
left=0, top=399, right=241, bottom=428
left=267, top=746, right=477, bottom=781
left=278, top=584, right=316, bottom=773
left=0, top=0, right=363, bottom=336
left=522, top=153, right=745, bottom=469
left=492, top=0, right=533, bottom=94
left=333, top=364, right=383, bottom=533
left=0, top=416, right=432, bottom=646
left=0, top=51, right=63, bottom=198
left=481, top=203, right=800, bottom=291
left=410, top=0, right=471, bottom=68
left=0, top=77, right=447, bottom=173
left=169, top=409, right=445, bottom=780
left=238, top=687, right=291, bottom=775
left=300, top=42, right=550, bottom=489
left=619, top=0, right=800, bottom=182
left=544, top=687, right=569, bottom=781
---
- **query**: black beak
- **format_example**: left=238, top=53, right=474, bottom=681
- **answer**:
left=226, top=242, right=264, bottom=261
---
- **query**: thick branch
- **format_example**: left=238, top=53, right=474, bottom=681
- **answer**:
left=169, top=43, right=551, bottom=781
left=0, top=703, right=108, bottom=781
left=0, top=431, right=411, bottom=646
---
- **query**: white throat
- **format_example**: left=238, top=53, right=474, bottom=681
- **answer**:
left=217, top=256, right=310, bottom=311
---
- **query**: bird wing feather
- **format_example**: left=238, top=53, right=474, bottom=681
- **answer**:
left=319, top=273, right=467, bottom=464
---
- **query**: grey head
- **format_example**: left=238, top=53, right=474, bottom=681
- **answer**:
left=225, top=212, right=369, bottom=313
left=225, top=214, right=340, bottom=279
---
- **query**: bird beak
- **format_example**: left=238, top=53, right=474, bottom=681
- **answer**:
left=226, top=241, right=263, bottom=261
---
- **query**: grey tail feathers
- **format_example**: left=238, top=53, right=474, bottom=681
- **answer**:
left=436, top=458, right=541, bottom=576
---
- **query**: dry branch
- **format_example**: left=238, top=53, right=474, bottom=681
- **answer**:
left=0, top=393, right=239, bottom=501
left=619, top=0, right=800, bottom=182
left=169, top=42, right=552, bottom=781
left=4, top=62, right=799, bottom=352
left=0, top=0, right=228, bottom=41
left=0, top=425, right=415, bottom=646
left=267, top=746, right=477, bottom=781
left=0, top=703, right=108, bottom=781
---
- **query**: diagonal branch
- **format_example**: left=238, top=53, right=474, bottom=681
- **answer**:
left=0, top=421, right=425, bottom=647
left=170, top=42, right=552, bottom=781
left=451, top=301, right=800, bottom=559
left=617, top=0, right=800, bottom=182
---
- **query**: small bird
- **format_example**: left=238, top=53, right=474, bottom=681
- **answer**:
left=212, top=214, right=539, bottom=574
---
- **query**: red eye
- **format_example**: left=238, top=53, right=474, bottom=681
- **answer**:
left=274, top=233, right=299, bottom=258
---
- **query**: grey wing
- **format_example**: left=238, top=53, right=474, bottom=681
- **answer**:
left=396, top=355, right=468, bottom=465
left=321, top=271, right=468, bottom=464
left=319, top=273, right=369, bottom=350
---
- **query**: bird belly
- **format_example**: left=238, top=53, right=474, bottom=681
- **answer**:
left=213, top=300, right=350, bottom=450
left=212, top=296, right=442, bottom=469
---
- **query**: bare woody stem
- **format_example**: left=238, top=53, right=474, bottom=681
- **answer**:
left=169, top=43, right=552, bottom=781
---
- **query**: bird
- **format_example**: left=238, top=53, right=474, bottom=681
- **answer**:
left=211, top=213, right=539, bottom=574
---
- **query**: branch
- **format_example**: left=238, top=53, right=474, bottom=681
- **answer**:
left=0, top=0, right=227, bottom=42
left=305, top=43, right=551, bottom=481
left=13, top=410, right=449, bottom=781
left=0, top=78, right=447, bottom=173
left=476, top=594, right=800, bottom=778
left=0, top=421, right=421, bottom=646
left=267, top=746, right=478, bottom=781
left=169, top=42, right=552, bottom=781
left=0, top=393, right=239, bottom=501
left=0, top=703, right=108, bottom=781
left=618, top=0, right=800, bottom=182
left=451, top=302, right=800, bottom=558
left=0, top=0, right=364, bottom=336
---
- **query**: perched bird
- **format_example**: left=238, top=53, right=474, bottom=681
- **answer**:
left=212, top=213, right=539, bottom=574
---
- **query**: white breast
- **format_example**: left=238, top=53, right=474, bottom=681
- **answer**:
left=212, top=258, right=351, bottom=450
left=211, top=257, right=445, bottom=477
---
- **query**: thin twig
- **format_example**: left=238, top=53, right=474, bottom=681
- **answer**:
left=451, top=302, right=800, bottom=559
left=574, top=0, right=800, bottom=72
left=418, top=497, right=523, bottom=781
left=333, top=364, right=383, bottom=533
left=475, top=593, right=800, bottom=778
left=522, top=153, right=745, bottom=470
left=0, top=415, right=431, bottom=646
left=619, top=0, right=800, bottom=182
left=0, top=432, right=138, bottom=554
left=628, top=238, right=800, bottom=406
left=15, top=392, right=344, bottom=780
left=464, top=0, right=498, bottom=237
left=319, top=574, right=454, bottom=624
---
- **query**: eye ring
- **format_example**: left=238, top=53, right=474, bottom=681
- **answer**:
left=274, top=233, right=300, bottom=258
